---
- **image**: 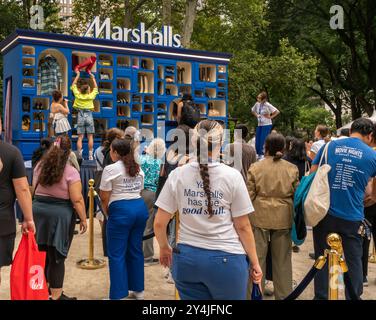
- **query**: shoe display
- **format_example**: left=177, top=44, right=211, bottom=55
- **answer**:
left=165, top=76, right=174, bottom=83
left=100, top=72, right=110, bottom=80
left=165, top=66, right=175, bottom=74
left=144, top=105, right=153, bottom=112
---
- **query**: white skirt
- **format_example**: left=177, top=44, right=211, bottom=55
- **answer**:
left=53, top=114, right=71, bottom=134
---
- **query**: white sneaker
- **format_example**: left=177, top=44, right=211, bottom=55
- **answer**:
left=166, top=271, right=174, bottom=284
left=88, top=151, right=94, bottom=161
left=128, top=290, right=144, bottom=300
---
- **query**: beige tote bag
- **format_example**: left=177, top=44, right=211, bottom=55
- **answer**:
left=304, top=142, right=331, bottom=227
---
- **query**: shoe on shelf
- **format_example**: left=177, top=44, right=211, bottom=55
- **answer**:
left=144, top=258, right=159, bottom=267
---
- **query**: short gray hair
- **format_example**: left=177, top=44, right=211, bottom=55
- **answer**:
left=146, top=138, right=166, bottom=160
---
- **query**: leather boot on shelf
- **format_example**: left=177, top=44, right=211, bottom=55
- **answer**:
left=143, top=75, right=148, bottom=93
left=206, top=67, right=211, bottom=82
left=138, top=74, right=143, bottom=93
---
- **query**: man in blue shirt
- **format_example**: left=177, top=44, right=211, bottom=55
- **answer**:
left=311, top=118, right=376, bottom=300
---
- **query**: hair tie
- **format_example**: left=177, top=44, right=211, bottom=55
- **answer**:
left=54, top=137, right=61, bottom=148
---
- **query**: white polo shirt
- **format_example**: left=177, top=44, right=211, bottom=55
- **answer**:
left=155, top=162, right=254, bottom=254
left=251, top=102, right=278, bottom=126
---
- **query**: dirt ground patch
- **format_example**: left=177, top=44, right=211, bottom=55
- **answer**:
left=1, top=222, right=375, bottom=300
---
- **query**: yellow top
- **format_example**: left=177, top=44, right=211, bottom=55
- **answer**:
left=70, top=84, right=98, bottom=110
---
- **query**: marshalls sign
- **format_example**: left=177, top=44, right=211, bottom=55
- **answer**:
left=84, top=16, right=182, bottom=48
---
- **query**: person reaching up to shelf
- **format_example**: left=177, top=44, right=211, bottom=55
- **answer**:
left=70, top=71, right=98, bottom=160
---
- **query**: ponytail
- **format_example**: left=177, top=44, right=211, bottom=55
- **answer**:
left=273, top=151, right=284, bottom=162
left=197, top=137, right=213, bottom=217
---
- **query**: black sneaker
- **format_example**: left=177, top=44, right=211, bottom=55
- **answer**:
left=144, top=258, right=159, bottom=267
left=292, top=245, right=300, bottom=253
left=50, top=292, right=77, bottom=300
left=309, top=253, right=315, bottom=260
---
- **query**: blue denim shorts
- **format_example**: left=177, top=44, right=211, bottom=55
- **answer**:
left=77, top=110, right=95, bottom=135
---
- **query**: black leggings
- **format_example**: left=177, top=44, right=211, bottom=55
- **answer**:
left=362, top=205, right=376, bottom=279
left=45, top=246, right=66, bottom=289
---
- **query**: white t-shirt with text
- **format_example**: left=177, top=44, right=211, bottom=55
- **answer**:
left=100, top=160, right=144, bottom=204
left=251, top=102, right=278, bottom=126
left=155, top=162, right=254, bottom=254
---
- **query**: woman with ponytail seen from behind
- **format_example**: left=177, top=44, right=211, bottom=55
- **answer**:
left=247, top=133, right=299, bottom=299
left=99, top=138, right=148, bottom=300
left=154, top=120, right=262, bottom=300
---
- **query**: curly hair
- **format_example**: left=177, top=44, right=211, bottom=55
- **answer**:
left=111, top=138, right=140, bottom=177
left=38, top=136, right=72, bottom=186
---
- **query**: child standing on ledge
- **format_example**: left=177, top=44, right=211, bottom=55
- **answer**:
left=71, top=71, right=98, bottom=160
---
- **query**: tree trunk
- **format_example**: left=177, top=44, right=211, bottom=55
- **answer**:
left=350, top=95, right=361, bottom=120
left=181, top=0, right=198, bottom=48
left=124, top=0, right=133, bottom=28
left=334, top=96, right=343, bottom=128
left=162, top=0, right=171, bottom=25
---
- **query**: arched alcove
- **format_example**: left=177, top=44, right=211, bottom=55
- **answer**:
left=37, top=49, right=68, bottom=96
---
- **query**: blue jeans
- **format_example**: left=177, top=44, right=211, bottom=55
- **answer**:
left=172, top=244, right=249, bottom=300
left=107, top=198, right=148, bottom=300
left=255, top=125, right=272, bottom=155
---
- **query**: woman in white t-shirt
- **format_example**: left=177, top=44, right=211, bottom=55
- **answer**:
left=154, top=120, right=262, bottom=300
left=100, top=137, right=148, bottom=300
left=251, top=91, right=280, bottom=157
left=309, top=125, right=329, bottom=160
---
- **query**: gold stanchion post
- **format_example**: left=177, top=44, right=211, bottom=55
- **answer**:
left=77, top=179, right=106, bottom=270
left=326, top=233, right=347, bottom=300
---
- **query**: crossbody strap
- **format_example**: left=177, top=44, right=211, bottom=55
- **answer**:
left=318, top=141, right=331, bottom=167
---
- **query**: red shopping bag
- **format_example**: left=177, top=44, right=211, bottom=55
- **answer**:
left=10, top=233, right=49, bottom=300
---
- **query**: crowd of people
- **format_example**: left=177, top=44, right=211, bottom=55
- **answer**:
left=0, top=88, right=376, bottom=301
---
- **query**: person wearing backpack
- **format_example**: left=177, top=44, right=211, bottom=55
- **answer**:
left=176, top=94, right=200, bottom=129
left=311, top=118, right=376, bottom=300
left=251, top=91, right=280, bottom=158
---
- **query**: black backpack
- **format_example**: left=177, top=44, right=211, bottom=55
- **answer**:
left=180, top=100, right=200, bottom=128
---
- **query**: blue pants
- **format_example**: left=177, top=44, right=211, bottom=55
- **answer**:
left=255, top=125, right=272, bottom=155
left=107, top=198, right=148, bottom=300
left=172, top=244, right=249, bottom=300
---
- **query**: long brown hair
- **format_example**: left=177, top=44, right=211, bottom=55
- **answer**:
left=103, top=128, right=124, bottom=149
left=111, top=138, right=140, bottom=177
left=194, top=120, right=223, bottom=218
left=38, top=135, right=72, bottom=186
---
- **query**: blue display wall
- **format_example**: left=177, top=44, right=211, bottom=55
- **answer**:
left=0, top=29, right=231, bottom=160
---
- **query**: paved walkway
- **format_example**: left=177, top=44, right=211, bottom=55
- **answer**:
left=1, top=222, right=375, bottom=300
